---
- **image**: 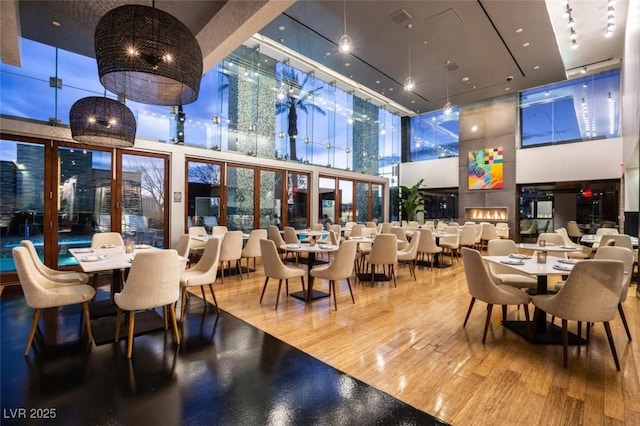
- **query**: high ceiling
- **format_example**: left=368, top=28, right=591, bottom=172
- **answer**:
left=2, top=0, right=628, bottom=116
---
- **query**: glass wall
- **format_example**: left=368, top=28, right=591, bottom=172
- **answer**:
left=226, top=165, right=255, bottom=233
left=259, top=170, right=284, bottom=229
left=186, top=160, right=223, bottom=231
left=287, top=172, right=309, bottom=229
left=520, top=69, right=620, bottom=146
left=409, top=107, right=460, bottom=161
left=0, top=140, right=45, bottom=273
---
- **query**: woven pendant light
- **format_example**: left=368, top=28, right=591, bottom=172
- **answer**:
left=69, top=97, right=136, bottom=147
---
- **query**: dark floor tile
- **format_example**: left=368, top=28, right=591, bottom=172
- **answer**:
left=1, top=292, right=447, bottom=425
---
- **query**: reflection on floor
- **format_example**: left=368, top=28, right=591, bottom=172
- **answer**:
left=0, top=287, right=446, bottom=425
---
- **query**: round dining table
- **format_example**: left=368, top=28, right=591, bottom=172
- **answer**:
left=280, top=243, right=338, bottom=303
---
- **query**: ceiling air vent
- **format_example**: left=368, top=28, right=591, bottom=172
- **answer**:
left=388, top=9, right=412, bottom=25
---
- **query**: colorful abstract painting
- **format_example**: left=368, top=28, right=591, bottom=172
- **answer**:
left=468, top=147, right=504, bottom=189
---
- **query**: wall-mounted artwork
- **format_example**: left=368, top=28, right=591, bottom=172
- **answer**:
left=468, top=147, right=503, bottom=189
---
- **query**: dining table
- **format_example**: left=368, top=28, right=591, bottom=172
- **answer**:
left=579, top=234, right=639, bottom=247
left=280, top=242, right=338, bottom=303
left=429, top=231, right=459, bottom=268
left=483, top=252, right=585, bottom=345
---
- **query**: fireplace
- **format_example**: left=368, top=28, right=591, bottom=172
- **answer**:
left=465, top=207, right=508, bottom=221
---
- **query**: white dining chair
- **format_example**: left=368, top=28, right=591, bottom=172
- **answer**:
left=241, top=229, right=268, bottom=275
left=259, top=239, right=305, bottom=310
left=180, top=238, right=222, bottom=318
left=218, top=231, right=244, bottom=282
left=310, top=240, right=358, bottom=310
left=21, top=240, right=89, bottom=285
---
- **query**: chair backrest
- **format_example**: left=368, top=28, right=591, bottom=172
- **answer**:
left=551, top=260, right=624, bottom=322
left=184, top=238, right=222, bottom=288
left=368, top=234, right=397, bottom=264
left=408, top=221, right=419, bottom=228
left=188, top=226, right=208, bottom=237
left=329, top=230, right=340, bottom=246
left=283, top=226, right=299, bottom=244
left=260, top=239, right=291, bottom=279
left=350, top=224, right=365, bottom=237
left=401, top=220, right=408, bottom=228
left=361, top=227, right=377, bottom=238
left=322, top=240, right=358, bottom=279
left=417, top=229, right=439, bottom=253
left=536, top=232, right=565, bottom=246
left=486, top=239, right=523, bottom=276
left=211, top=226, right=228, bottom=236
left=462, top=247, right=514, bottom=303
left=91, top=232, right=124, bottom=248
left=311, top=223, right=323, bottom=231
left=390, top=226, right=408, bottom=242
left=344, top=221, right=356, bottom=230
left=242, top=229, right=268, bottom=258
left=566, top=221, right=583, bottom=238
left=120, top=250, right=181, bottom=309
left=174, top=234, right=191, bottom=258
left=329, top=224, right=342, bottom=237
left=440, top=226, right=459, bottom=245
left=459, top=225, right=477, bottom=246
left=365, top=221, right=377, bottom=228
left=594, top=245, right=634, bottom=302
left=268, top=225, right=286, bottom=247
left=596, top=227, right=619, bottom=237
left=480, top=223, right=499, bottom=240
left=380, top=223, right=392, bottom=234
left=219, top=231, right=243, bottom=261
left=554, top=228, right=574, bottom=246
left=435, top=221, right=447, bottom=231
left=600, top=234, right=632, bottom=250
left=399, top=230, right=420, bottom=258
left=464, top=221, right=476, bottom=226
left=12, top=247, right=66, bottom=308
left=20, top=240, right=54, bottom=277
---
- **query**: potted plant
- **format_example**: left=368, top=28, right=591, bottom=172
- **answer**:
left=399, top=179, right=425, bottom=221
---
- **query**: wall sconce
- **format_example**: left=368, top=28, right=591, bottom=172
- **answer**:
left=212, top=115, right=220, bottom=124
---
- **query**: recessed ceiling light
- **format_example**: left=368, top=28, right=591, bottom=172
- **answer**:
left=344, top=62, right=350, bottom=67
left=522, top=42, right=530, bottom=47
left=278, top=25, right=286, bottom=31
left=471, top=124, right=478, bottom=132
left=515, top=28, right=523, bottom=33
left=411, top=100, right=415, bottom=104
left=325, top=52, right=331, bottom=57
left=389, top=88, right=394, bottom=91
left=505, top=87, right=511, bottom=91
left=52, top=20, right=61, bottom=27
left=279, top=38, right=285, bottom=43
left=533, top=65, right=540, bottom=70
left=462, top=77, right=470, bottom=82
left=423, top=40, right=428, bottom=45
left=376, top=80, right=380, bottom=84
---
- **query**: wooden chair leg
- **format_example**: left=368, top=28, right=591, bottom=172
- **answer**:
left=346, top=278, right=355, bottom=304
left=25, top=308, right=41, bottom=355
left=115, top=307, right=122, bottom=342
left=501, top=305, right=507, bottom=322
left=180, top=287, right=189, bottom=321
left=618, top=304, right=632, bottom=341
left=522, top=304, right=532, bottom=342
left=169, top=304, right=180, bottom=345
left=391, top=265, right=396, bottom=287
left=463, top=297, right=476, bottom=327
left=331, top=281, right=337, bottom=311
left=603, top=321, right=621, bottom=371
left=482, top=304, right=493, bottom=343
left=163, top=305, right=168, bottom=330
left=260, top=277, right=269, bottom=304
left=208, top=284, right=220, bottom=314
left=275, top=279, right=283, bottom=310
left=127, top=311, right=135, bottom=359
left=82, top=302, right=93, bottom=344
left=561, top=319, right=569, bottom=368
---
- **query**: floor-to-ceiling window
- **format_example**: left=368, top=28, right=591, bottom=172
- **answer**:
left=226, top=165, right=255, bottom=233
left=259, top=169, right=284, bottom=229
left=186, top=159, right=224, bottom=231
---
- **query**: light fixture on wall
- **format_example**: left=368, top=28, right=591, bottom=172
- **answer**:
left=276, top=59, right=288, bottom=100
left=403, top=23, right=415, bottom=91
left=443, top=61, right=453, bottom=115
left=338, top=0, right=353, bottom=54
left=94, top=3, right=203, bottom=106
left=69, top=96, right=136, bottom=147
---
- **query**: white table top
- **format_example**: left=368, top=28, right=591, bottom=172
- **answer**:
left=295, top=230, right=329, bottom=237
left=70, top=246, right=187, bottom=273
left=191, top=233, right=250, bottom=242
left=483, top=255, right=577, bottom=276
left=280, top=243, right=338, bottom=253
left=432, top=232, right=458, bottom=238
left=515, top=243, right=581, bottom=252
left=347, top=236, right=374, bottom=243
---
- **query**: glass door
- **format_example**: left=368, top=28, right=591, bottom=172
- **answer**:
left=287, top=172, right=309, bottom=229
left=259, top=169, right=284, bottom=229
left=338, top=179, right=353, bottom=224
left=319, top=177, right=336, bottom=226
left=226, top=165, right=254, bottom=232
left=186, top=160, right=224, bottom=232
left=57, top=145, right=113, bottom=267
left=355, top=181, right=370, bottom=223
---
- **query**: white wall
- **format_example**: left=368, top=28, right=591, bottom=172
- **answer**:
left=516, top=138, right=624, bottom=184
left=399, top=157, right=458, bottom=188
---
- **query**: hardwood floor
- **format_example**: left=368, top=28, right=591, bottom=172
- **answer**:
left=207, top=256, right=640, bottom=425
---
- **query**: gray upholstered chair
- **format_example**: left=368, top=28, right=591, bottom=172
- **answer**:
left=363, top=233, right=397, bottom=287
left=259, top=239, right=305, bottom=310
left=13, top=247, right=95, bottom=355
left=397, top=230, right=420, bottom=280
left=310, top=240, right=358, bottom=310
left=486, top=239, right=537, bottom=290
left=241, top=229, right=268, bottom=275
left=180, top=238, right=222, bottom=318
left=21, top=240, right=89, bottom=285
left=218, top=231, right=244, bottom=282
left=416, top=228, right=443, bottom=269
left=115, top=250, right=181, bottom=359
left=531, top=259, right=624, bottom=370
left=461, top=247, right=531, bottom=343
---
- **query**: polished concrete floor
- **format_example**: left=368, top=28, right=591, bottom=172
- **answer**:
left=0, top=286, right=446, bottom=425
